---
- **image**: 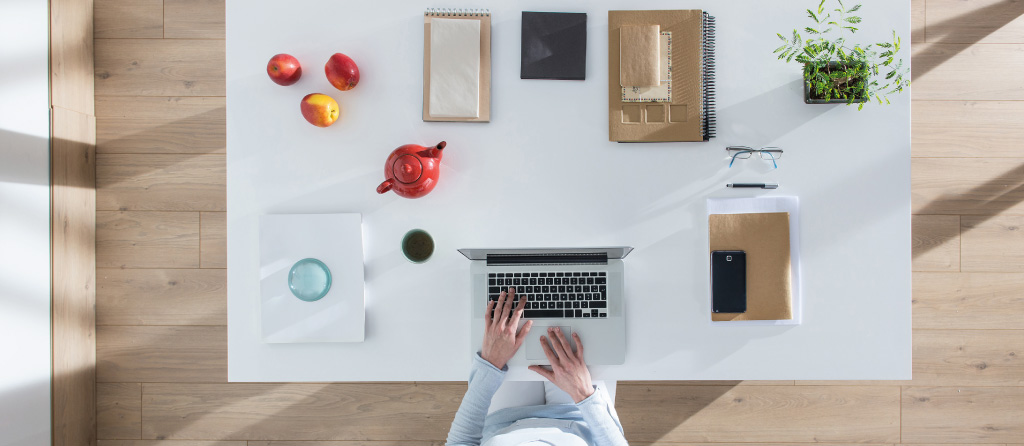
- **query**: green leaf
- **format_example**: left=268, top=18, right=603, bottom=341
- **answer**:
left=807, top=9, right=820, bottom=22
left=845, top=16, right=862, bottom=24
left=774, top=44, right=788, bottom=53
left=844, top=26, right=859, bottom=33
left=818, top=0, right=826, bottom=14
left=805, top=27, right=821, bottom=34
left=858, top=102, right=865, bottom=111
left=878, top=42, right=893, bottom=48
left=778, top=32, right=787, bottom=41
left=847, top=4, right=862, bottom=13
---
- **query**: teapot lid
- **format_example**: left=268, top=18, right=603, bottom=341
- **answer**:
left=393, top=154, right=422, bottom=184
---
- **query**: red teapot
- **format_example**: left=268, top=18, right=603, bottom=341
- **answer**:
left=376, top=141, right=446, bottom=199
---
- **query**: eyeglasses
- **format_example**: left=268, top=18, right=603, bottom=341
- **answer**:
left=727, top=146, right=784, bottom=168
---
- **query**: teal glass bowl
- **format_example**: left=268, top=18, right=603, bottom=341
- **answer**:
left=288, top=258, right=332, bottom=302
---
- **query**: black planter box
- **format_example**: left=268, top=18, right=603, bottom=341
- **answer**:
left=803, top=62, right=869, bottom=104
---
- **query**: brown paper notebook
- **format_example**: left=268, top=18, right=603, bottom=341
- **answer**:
left=709, top=213, right=793, bottom=321
left=423, top=9, right=491, bottom=122
left=608, top=10, right=716, bottom=142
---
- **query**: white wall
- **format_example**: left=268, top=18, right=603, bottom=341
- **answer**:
left=0, top=0, right=52, bottom=444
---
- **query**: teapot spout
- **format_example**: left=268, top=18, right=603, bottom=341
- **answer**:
left=417, top=141, right=446, bottom=159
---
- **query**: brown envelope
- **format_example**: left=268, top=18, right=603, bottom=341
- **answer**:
left=619, top=24, right=660, bottom=87
left=709, top=213, right=793, bottom=321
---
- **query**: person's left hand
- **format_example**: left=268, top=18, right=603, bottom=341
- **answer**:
left=480, top=287, right=533, bottom=369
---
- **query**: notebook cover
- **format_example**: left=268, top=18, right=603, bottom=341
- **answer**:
left=708, top=212, right=793, bottom=321
left=521, top=11, right=587, bottom=80
left=608, top=10, right=703, bottom=142
left=423, top=10, right=491, bottom=122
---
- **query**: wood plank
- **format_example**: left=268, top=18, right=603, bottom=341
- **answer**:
left=100, top=442, right=244, bottom=446
left=962, top=215, right=1024, bottom=271
left=911, top=329, right=1024, bottom=386
left=914, top=272, right=1024, bottom=329
left=142, top=383, right=463, bottom=440
left=97, top=268, right=226, bottom=325
left=912, top=101, right=1024, bottom=158
left=201, top=212, right=226, bottom=268
left=913, top=215, right=960, bottom=271
left=51, top=107, right=97, bottom=446
left=912, top=158, right=1024, bottom=215
left=96, top=211, right=200, bottom=268
left=615, top=385, right=899, bottom=443
left=912, top=0, right=925, bottom=43
left=912, top=43, right=1024, bottom=100
left=903, top=386, right=1024, bottom=443
left=51, top=0, right=94, bottom=114
left=95, top=39, right=225, bottom=96
left=96, top=154, right=226, bottom=211
left=96, top=96, right=225, bottom=154
left=94, top=0, right=163, bottom=38
left=926, top=0, right=1024, bottom=44
left=165, top=0, right=225, bottom=39
left=98, top=326, right=226, bottom=383
left=98, top=383, right=141, bottom=440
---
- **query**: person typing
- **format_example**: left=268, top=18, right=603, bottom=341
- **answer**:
left=445, top=288, right=628, bottom=446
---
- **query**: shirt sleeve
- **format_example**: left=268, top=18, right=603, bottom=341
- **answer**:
left=445, top=353, right=507, bottom=446
left=575, top=386, right=629, bottom=446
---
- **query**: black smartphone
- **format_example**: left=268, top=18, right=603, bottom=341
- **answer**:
left=711, top=250, right=747, bottom=313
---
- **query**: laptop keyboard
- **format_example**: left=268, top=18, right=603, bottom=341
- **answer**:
left=488, top=272, right=608, bottom=319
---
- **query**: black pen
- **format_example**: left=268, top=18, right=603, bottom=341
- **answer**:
left=727, top=182, right=778, bottom=189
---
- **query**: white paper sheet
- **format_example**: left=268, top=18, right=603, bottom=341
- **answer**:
left=706, top=197, right=803, bottom=326
left=259, top=214, right=366, bottom=343
left=429, top=18, right=480, bottom=118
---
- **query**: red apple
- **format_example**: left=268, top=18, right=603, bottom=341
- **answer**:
left=267, top=54, right=302, bottom=86
left=300, top=93, right=340, bottom=127
left=325, top=53, right=360, bottom=91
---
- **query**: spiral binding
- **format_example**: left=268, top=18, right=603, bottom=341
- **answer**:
left=701, top=12, right=717, bottom=141
left=425, top=8, right=490, bottom=16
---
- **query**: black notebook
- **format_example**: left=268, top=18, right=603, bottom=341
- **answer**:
left=521, top=12, right=587, bottom=80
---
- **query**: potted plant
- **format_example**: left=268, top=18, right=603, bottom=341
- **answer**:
left=774, top=0, right=910, bottom=110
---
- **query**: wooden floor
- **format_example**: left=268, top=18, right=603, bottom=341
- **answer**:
left=93, top=0, right=1024, bottom=444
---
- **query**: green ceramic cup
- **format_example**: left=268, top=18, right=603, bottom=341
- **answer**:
left=402, top=229, right=434, bottom=263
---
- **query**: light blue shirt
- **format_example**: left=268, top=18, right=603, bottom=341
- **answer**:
left=445, top=354, right=629, bottom=446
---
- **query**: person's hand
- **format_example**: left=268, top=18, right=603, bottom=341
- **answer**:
left=528, top=327, right=595, bottom=403
left=480, top=288, right=533, bottom=369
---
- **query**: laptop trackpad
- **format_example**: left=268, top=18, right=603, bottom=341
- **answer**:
left=525, top=326, right=573, bottom=360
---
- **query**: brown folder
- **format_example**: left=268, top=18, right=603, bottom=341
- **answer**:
left=709, top=213, right=793, bottom=321
left=608, top=10, right=714, bottom=142
left=423, top=9, right=491, bottom=122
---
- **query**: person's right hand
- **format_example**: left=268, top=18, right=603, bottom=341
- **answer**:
left=528, top=327, right=595, bottom=403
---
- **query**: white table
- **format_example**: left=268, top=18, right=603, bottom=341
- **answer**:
left=226, top=0, right=911, bottom=381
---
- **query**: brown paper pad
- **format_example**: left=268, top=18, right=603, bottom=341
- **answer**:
left=423, top=12, right=491, bottom=122
left=619, top=24, right=660, bottom=87
left=608, top=10, right=704, bottom=142
left=709, top=213, right=792, bottom=321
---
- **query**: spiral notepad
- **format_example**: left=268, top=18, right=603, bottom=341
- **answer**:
left=608, top=10, right=717, bottom=142
left=423, top=9, right=491, bottom=122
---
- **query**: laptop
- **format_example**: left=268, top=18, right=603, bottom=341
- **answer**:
left=459, top=247, right=633, bottom=366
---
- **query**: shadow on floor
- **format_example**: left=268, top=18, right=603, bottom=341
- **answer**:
left=914, top=161, right=1024, bottom=259
left=912, top=0, right=1024, bottom=79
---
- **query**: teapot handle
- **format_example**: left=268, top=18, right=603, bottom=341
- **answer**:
left=376, top=179, right=395, bottom=194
